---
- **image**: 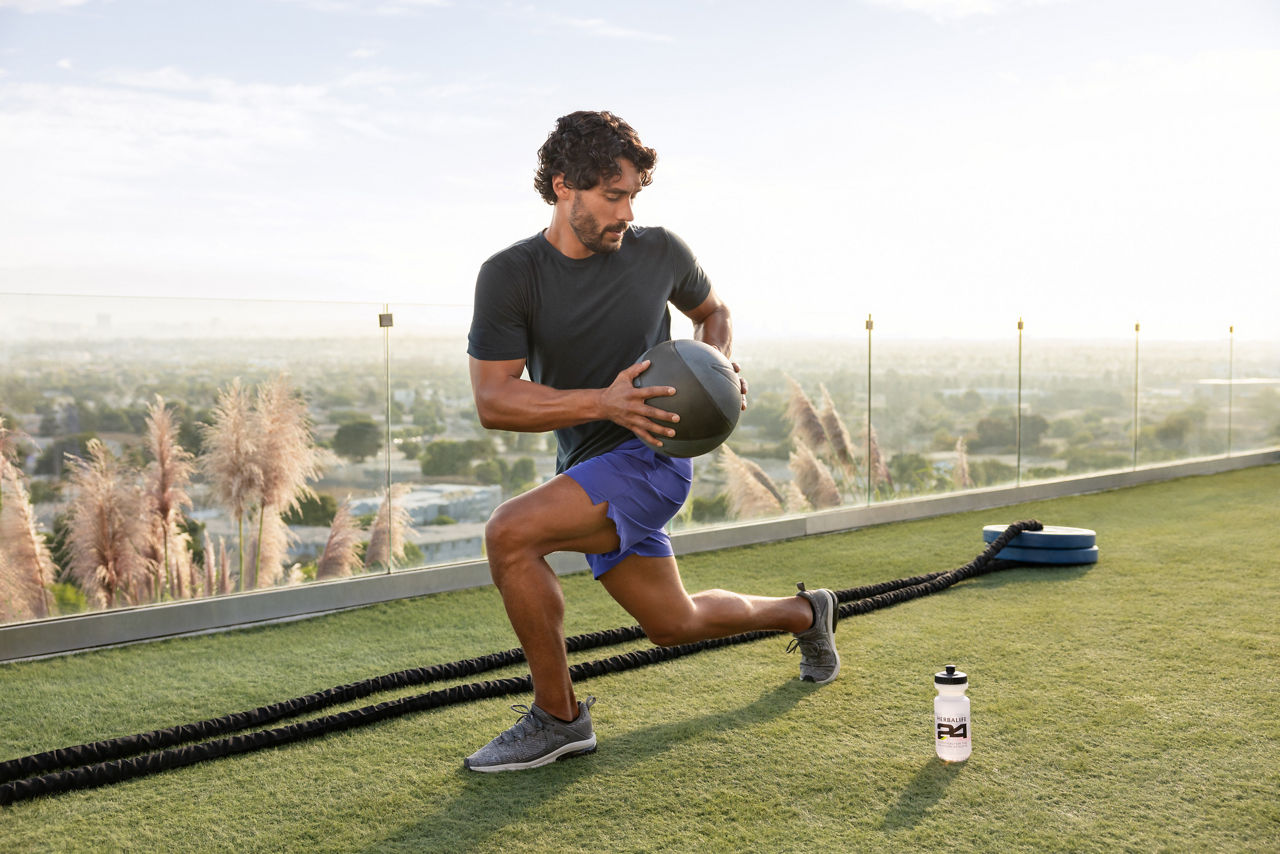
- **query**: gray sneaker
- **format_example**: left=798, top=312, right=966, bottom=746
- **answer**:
left=788, top=584, right=840, bottom=684
left=463, top=697, right=597, bottom=772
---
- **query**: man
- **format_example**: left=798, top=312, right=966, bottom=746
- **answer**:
left=463, top=111, right=839, bottom=772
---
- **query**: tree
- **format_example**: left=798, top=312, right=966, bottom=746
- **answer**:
left=421, top=439, right=493, bottom=477
left=888, top=452, right=940, bottom=495
left=333, top=420, right=382, bottom=463
left=973, top=411, right=1016, bottom=451
left=969, top=458, right=1017, bottom=487
left=1022, top=414, right=1050, bottom=448
left=282, top=492, right=339, bottom=526
left=506, top=457, right=537, bottom=492
left=473, top=459, right=504, bottom=485
left=34, top=434, right=97, bottom=476
left=950, top=389, right=984, bottom=413
left=1154, top=407, right=1206, bottom=450
left=412, top=395, right=446, bottom=435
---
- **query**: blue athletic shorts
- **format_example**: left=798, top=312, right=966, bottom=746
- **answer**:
left=564, top=438, right=694, bottom=578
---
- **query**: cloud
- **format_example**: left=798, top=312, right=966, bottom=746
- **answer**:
left=0, top=69, right=342, bottom=199
left=274, top=0, right=449, bottom=14
left=335, top=66, right=419, bottom=91
left=0, top=0, right=91, bottom=11
left=863, top=0, right=1064, bottom=20
left=559, top=17, right=674, bottom=43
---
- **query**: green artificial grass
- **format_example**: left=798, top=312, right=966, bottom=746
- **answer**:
left=2, top=466, right=1278, bottom=853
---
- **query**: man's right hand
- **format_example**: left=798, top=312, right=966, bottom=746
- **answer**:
left=601, top=361, right=679, bottom=448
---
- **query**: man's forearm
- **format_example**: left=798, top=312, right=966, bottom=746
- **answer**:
left=474, top=376, right=605, bottom=433
left=693, top=303, right=733, bottom=358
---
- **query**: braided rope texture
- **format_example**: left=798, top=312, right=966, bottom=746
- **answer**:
left=0, top=519, right=1042, bottom=805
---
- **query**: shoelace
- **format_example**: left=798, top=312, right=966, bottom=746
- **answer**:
left=785, top=637, right=820, bottom=657
left=495, top=705, right=544, bottom=743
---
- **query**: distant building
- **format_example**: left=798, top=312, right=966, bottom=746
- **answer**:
left=348, top=483, right=501, bottom=525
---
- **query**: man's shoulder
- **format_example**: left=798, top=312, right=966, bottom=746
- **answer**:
left=628, top=225, right=695, bottom=257
left=482, top=232, right=546, bottom=269
left=628, top=224, right=674, bottom=245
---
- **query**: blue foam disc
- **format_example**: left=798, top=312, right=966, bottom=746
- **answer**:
left=983, top=524, right=1097, bottom=550
left=994, top=545, right=1099, bottom=565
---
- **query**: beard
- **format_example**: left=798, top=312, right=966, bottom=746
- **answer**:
left=568, top=196, right=627, bottom=254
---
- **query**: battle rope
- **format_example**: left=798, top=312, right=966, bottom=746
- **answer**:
left=0, top=519, right=1043, bottom=805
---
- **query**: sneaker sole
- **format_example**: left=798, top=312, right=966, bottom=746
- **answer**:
left=462, top=735, right=597, bottom=773
left=801, top=589, right=840, bottom=685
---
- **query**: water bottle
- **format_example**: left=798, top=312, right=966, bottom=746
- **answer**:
left=934, top=664, right=971, bottom=762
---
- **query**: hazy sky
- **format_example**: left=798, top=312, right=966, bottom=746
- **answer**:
left=2, top=0, right=1278, bottom=341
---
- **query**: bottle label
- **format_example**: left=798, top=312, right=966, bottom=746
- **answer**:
left=936, top=721, right=969, bottom=740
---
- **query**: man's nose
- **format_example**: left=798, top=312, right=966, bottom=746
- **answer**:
left=618, top=198, right=634, bottom=221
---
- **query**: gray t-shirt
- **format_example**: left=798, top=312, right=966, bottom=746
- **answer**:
left=467, top=225, right=712, bottom=472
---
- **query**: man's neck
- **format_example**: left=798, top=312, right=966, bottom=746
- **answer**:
left=543, top=210, right=594, bottom=259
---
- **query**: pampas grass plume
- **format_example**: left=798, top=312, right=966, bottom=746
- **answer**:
left=720, top=445, right=784, bottom=519
left=365, top=484, right=411, bottom=570
left=782, top=481, right=811, bottom=514
left=954, top=437, right=973, bottom=490
left=317, top=498, right=363, bottom=580
left=66, top=439, right=149, bottom=609
left=789, top=439, right=842, bottom=509
left=246, top=507, right=293, bottom=589
left=785, top=377, right=828, bottom=454
left=0, top=450, right=57, bottom=621
left=217, top=537, right=231, bottom=595
left=144, top=396, right=195, bottom=599
left=202, top=379, right=261, bottom=523
left=202, top=530, right=217, bottom=598
left=202, top=379, right=261, bottom=591
left=249, top=375, right=324, bottom=588
left=818, top=384, right=859, bottom=479
left=253, top=375, right=323, bottom=515
left=860, top=417, right=894, bottom=494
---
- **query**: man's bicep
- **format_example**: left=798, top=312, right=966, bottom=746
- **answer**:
left=680, top=289, right=726, bottom=325
left=468, top=356, right=526, bottom=395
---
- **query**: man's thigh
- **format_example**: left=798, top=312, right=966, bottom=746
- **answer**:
left=489, top=473, right=621, bottom=557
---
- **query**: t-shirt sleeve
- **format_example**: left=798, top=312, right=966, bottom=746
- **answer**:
left=467, top=255, right=530, bottom=361
left=664, top=229, right=713, bottom=313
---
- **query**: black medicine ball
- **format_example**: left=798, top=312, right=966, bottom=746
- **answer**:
left=633, top=339, right=742, bottom=458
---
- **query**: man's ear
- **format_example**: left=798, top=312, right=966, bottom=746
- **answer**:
left=552, top=172, right=573, bottom=201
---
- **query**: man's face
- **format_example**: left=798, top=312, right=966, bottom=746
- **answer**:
left=565, top=158, right=642, bottom=255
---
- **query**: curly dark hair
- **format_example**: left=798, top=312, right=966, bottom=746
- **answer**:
left=534, top=111, right=657, bottom=205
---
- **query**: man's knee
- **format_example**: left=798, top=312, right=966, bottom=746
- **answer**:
left=484, top=501, right=537, bottom=570
left=640, top=589, right=737, bottom=646
left=641, top=620, right=689, bottom=648
left=638, top=607, right=702, bottom=647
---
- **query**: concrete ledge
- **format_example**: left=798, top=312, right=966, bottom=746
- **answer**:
left=2, top=450, right=1275, bottom=661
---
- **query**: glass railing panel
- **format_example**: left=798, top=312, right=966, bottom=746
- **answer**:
left=376, top=302, right=485, bottom=572
left=3, top=292, right=1273, bottom=634
left=1135, top=333, right=1230, bottom=467
left=1022, top=332, right=1135, bottom=480
left=873, top=316, right=1021, bottom=498
left=692, top=331, right=867, bottom=526
left=0, top=293, right=384, bottom=625
left=1231, top=338, right=1280, bottom=454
